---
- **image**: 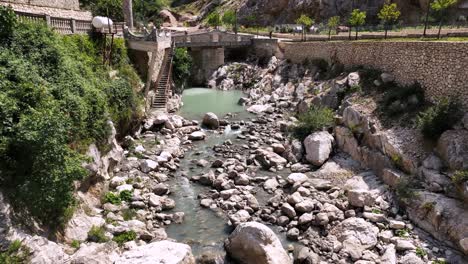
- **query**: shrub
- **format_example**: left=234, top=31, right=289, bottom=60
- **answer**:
left=104, top=192, right=122, bottom=205
left=122, top=208, right=137, bottom=221
left=417, top=99, right=463, bottom=140
left=71, top=240, right=81, bottom=249
left=87, top=225, right=108, bottom=243
left=119, top=190, right=133, bottom=202
left=173, top=47, right=193, bottom=94
left=452, top=170, right=468, bottom=185
left=0, top=11, right=142, bottom=227
left=395, top=228, right=410, bottom=237
left=0, top=6, right=16, bottom=44
left=415, top=247, right=427, bottom=258
left=0, top=240, right=29, bottom=264
left=290, top=106, right=335, bottom=141
left=113, top=230, right=137, bottom=246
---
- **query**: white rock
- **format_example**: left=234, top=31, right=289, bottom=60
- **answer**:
left=287, top=173, right=309, bottom=185
left=202, top=112, right=219, bottom=129
left=65, top=211, right=105, bottom=241
left=139, top=159, right=158, bottom=173
left=247, top=104, right=274, bottom=114
left=116, top=184, right=133, bottom=193
left=225, top=222, right=292, bottom=264
left=264, top=178, right=279, bottom=191
left=304, top=131, right=334, bottom=166
left=71, top=242, right=119, bottom=264
left=116, top=240, right=195, bottom=264
left=229, top=210, right=251, bottom=226
left=188, top=131, right=206, bottom=141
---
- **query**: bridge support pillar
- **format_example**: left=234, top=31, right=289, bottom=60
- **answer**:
left=189, top=47, right=224, bottom=86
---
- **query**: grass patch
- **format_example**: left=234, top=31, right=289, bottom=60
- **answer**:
left=113, top=231, right=137, bottom=246
left=452, top=170, right=468, bottom=185
left=87, top=225, right=108, bottom=243
left=290, top=106, right=335, bottom=141
left=416, top=247, right=427, bottom=258
left=0, top=240, right=29, bottom=264
left=395, top=228, right=410, bottom=237
left=122, top=208, right=137, bottom=221
left=104, top=192, right=122, bottom=205
left=71, top=240, right=80, bottom=249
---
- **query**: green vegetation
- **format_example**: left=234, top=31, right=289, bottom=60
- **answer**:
left=172, top=47, right=193, bottom=94
left=431, top=0, right=459, bottom=39
left=416, top=247, right=427, bottom=258
left=433, top=259, right=448, bottom=264
left=417, top=99, right=463, bottom=140
left=327, top=16, right=340, bottom=40
left=371, top=209, right=382, bottom=214
left=378, top=1, right=401, bottom=39
left=0, top=240, right=29, bottom=264
left=122, top=208, right=137, bottom=221
left=452, top=170, right=468, bottom=185
left=290, top=106, right=335, bottom=141
left=0, top=8, right=141, bottom=227
left=295, top=14, right=314, bottom=41
left=88, top=225, right=109, bottom=243
left=349, top=9, right=367, bottom=40
left=71, top=240, right=81, bottom=249
left=206, top=12, right=221, bottom=29
left=222, top=10, right=237, bottom=32
left=396, top=178, right=418, bottom=202
left=395, top=228, right=410, bottom=237
left=422, top=201, right=436, bottom=211
left=113, top=230, right=137, bottom=246
left=119, top=190, right=133, bottom=202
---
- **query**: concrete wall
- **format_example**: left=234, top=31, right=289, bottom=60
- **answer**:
left=190, top=47, right=225, bottom=85
left=1, top=0, right=79, bottom=10
left=0, top=2, right=91, bottom=20
left=281, top=41, right=468, bottom=107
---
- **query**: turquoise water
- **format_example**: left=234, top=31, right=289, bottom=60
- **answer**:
left=178, top=88, right=245, bottom=121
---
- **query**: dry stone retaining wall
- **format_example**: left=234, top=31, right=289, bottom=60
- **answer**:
left=281, top=41, right=468, bottom=108
left=0, top=2, right=91, bottom=20
left=1, top=0, right=79, bottom=10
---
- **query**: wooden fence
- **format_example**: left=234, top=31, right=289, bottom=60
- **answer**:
left=14, top=11, right=125, bottom=35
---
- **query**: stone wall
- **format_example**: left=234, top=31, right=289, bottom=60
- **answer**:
left=0, top=2, right=91, bottom=20
left=281, top=41, right=468, bottom=108
left=1, top=0, right=79, bottom=10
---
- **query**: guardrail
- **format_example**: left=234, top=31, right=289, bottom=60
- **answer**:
left=14, top=11, right=125, bottom=35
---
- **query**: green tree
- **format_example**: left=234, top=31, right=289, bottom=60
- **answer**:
left=0, top=6, right=16, bottom=44
left=222, top=10, right=237, bottom=32
left=378, top=1, right=401, bottom=39
left=349, top=9, right=366, bottom=40
left=327, top=16, right=340, bottom=40
left=172, top=48, right=193, bottom=94
left=295, top=14, right=314, bottom=41
left=431, top=0, right=458, bottom=39
left=206, top=12, right=221, bottom=29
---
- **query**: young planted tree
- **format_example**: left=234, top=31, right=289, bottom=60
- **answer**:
left=378, top=1, right=401, bottom=39
left=349, top=9, right=366, bottom=40
left=431, top=0, right=458, bottom=39
left=206, top=12, right=221, bottom=29
left=222, top=10, right=237, bottom=32
left=327, top=16, right=340, bottom=40
left=295, top=14, right=314, bottom=41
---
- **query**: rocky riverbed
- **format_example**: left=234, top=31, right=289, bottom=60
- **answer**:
left=1, top=57, right=467, bottom=264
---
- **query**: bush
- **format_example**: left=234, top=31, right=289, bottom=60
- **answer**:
left=113, top=230, right=137, bottom=246
left=119, top=190, right=133, bottom=202
left=173, top=47, right=193, bottom=94
left=0, top=240, right=29, bottom=264
left=0, top=6, right=16, bottom=44
left=122, top=208, right=137, bottom=221
left=452, top=170, right=468, bottom=185
left=0, top=9, right=142, bottom=227
left=104, top=192, right=122, bottom=205
left=417, top=99, right=463, bottom=140
left=87, top=225, right=108, bottom=243
left=290, top=106, right=335, bottom=141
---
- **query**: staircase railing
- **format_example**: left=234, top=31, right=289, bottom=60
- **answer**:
left=165, top=41, right=176, bottom=99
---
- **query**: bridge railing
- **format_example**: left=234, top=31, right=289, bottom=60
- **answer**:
left=13, top=11, right=125, bottom=35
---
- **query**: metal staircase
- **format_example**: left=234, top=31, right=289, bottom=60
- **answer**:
left=152, top=43, right=175, bottom=110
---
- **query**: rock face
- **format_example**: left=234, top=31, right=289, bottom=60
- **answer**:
left=202, top=112, right=220, bottom=129
left=64, top=210, right=105, bottom=241
left=304, top=131, right=334, bottom=166
left=225, top=222, right=292, bottom=264
left=436, top=130, right=468, bottom=171
left=116, top=241, right=195, bottom=264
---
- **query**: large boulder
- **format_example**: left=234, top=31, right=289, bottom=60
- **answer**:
left=330, top=217, right=379, bottom=260
left=255, top=149, right=288, bottom=169
left=64, top=210, right=105, bottom=241
left=225, top=222, right=292, bottom=264
left=71, top=242, right=119, bottom=264
left=26, top=236, right=67, bottom=264
left=159, top=9, right=178, bottom=27
left=202, top=112, right=220, bottom=129
left=116, top=240, right=195, bottom=264
left=436, top=130, right=468, bottom=171
left=304, top=131, right=334, bottom=166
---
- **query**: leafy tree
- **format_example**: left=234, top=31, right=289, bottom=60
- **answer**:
left=172, top=48, right=193, bottom=94
left=327, top=16, right=340, bottom=40
left=295, top=14, right=314, bottom=41
left=222, top=10, right=237, bottom=32
left=206, top=12, right=221, bottom=29
left=431, top=0, right=458, bottom=39
left=0, top=6, right=16, bottom=44
left=349, top=9, right=366, bottom=40
left=378, top=1, right=401, bottom=39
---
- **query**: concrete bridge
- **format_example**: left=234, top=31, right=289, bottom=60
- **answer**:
left=124, top=27, right=278, bottom=109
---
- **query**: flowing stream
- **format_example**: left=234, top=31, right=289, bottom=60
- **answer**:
left=165, top=87, right=292, bottom=258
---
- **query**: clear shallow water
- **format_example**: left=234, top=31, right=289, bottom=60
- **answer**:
left=178, top=88, right=246, bottom=121
left=167, top=88, right=294, bottom=258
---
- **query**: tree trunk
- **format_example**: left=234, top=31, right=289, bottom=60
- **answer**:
left=385, top=24, right=388, bottom=39
left=423, top=0, right=431, bottom=37
left=328, top=29, right=332, bottom=41
left=123, top=0, right=133, bottom=29
left=438, top=20, right=442, bottom=39
left=355, top=27, right=358, bottom=40
left=349, top=26, right=352, bottom=40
